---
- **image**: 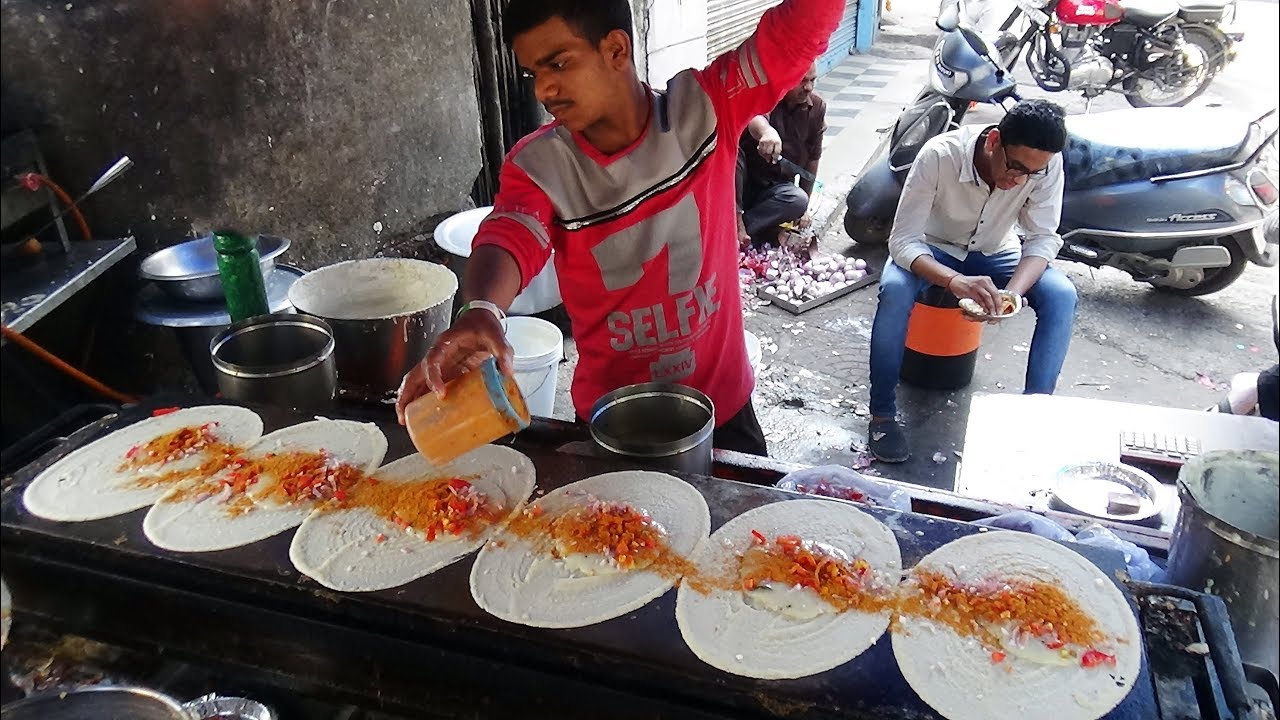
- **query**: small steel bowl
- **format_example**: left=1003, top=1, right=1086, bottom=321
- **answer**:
left=1049, top=461, right=1164, bottom=523
left=183, top=693, right=276, bottom=720
left=140, top=234, right=290, bottom=302
left=959, top=290, right=1023, bottom=321
left=589, top=383, right=715, bottom=477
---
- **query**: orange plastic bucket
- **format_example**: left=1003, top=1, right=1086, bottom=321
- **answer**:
left=901, top=289, right=983, bottom=390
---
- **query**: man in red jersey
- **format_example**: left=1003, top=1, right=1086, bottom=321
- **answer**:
left=396, top=0, right=844, bottom=456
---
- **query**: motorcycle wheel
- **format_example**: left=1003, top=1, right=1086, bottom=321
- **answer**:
left=1123, top=25, right=1224, bottom=108
left=843, top=211, right=892, bottom=246
left=1149, top=234, right=1248, bottom=296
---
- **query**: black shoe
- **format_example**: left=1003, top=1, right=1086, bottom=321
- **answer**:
left=869, top=419, right=909, bottom=463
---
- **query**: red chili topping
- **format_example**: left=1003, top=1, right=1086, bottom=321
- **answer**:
left=1081, top=650, right=1117, bottom=668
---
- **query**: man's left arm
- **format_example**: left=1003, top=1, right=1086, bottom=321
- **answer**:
left=698, top=0, right=844, bottom=137
left=799, top=99, right=826, bottom=197
left=1007, top=158, right=1065, bottom=296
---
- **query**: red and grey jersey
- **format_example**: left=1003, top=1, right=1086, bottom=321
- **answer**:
left=474, top=0, right=845, bottom=425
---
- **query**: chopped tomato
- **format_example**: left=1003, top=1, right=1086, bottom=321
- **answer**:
left=151, top=407, right=182, bottom=417
left=1045, top=639, right=1066, bottom=650
left=991, top=651, right=1007, bottom=663
left=448, top=478, right=471, bottom=491
left=375, top=533, right=387, bottom=543
left=1081, top=650, right=1116, bottom=668
left=751, top=529, right=767, bottom=544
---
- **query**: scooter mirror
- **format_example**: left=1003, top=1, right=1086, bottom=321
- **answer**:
left=937, top=1, right=961, bottom=31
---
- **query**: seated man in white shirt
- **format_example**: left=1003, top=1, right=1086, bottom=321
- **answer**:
left=868, top=99, right=1077, bottom=463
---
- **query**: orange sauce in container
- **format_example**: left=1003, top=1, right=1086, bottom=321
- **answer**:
left=405, top=356, right=531, bottom=466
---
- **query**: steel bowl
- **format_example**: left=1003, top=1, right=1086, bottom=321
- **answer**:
left=1, top=685, right=189, bottom=720
left=140, top=234, right=290, bottom=302
left=1049, top=461, right=1164, bottom=523
left=590, top=383, right=715, bottom=477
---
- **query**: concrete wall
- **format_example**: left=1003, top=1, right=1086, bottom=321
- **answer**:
left=644, top=0, right=709, bottom=90
left=0, top=0, right=483, bottom=268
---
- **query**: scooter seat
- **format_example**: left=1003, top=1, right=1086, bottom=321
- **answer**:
left=1123, top=0, right=1179, bottom=26
left=1178, top=0, right=1228, bottom=10
left=1063, top=108, right=1252, bottom=191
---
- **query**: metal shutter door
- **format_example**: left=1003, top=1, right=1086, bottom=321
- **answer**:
left=706, top=0, right=783, bottom=63
left=817, top=1, right=860, bottom=74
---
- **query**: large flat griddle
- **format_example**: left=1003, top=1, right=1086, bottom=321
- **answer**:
left=0, top=396, right=1191, bottom=719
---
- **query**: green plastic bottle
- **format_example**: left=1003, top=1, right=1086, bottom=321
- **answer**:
left=213, top=230, right=270, bottom=322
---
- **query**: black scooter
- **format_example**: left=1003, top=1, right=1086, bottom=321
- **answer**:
left=843, top=2, right=1278, bottom=296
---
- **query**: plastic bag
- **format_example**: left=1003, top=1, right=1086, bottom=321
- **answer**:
left=776, top=465, right=912, bottom=511
left=971, top=511, right=1075, bottom=543
left=1073, top=523, right=1166, bottom=583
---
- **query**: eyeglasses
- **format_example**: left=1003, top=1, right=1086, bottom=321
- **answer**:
left=999, top=141, right=1049, bottom=178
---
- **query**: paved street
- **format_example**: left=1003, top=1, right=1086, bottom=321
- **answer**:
left=772, top=0, right=1278, bottom=489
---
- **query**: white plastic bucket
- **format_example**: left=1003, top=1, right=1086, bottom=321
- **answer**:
left=745, top=329, right=762, bottom=375
left=504, top=316, right=564, bottom=418
left=433, top=206, right=562, bottom=316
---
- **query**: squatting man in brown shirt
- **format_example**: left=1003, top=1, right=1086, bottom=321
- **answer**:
left=735, top=64, right=826, bottom=247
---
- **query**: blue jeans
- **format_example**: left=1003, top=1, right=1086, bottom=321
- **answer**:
left=869, top=248, right=1078, bottom=418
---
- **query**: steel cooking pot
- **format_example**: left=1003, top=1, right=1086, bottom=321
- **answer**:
left=211, top=312, right=336, bottom=412
left=1167, top=450, right=1280, bottom=678
left=287, top=258, right=457, bottom=402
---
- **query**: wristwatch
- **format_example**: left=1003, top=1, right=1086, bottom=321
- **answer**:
left=456, top=300, right=506, bottom=323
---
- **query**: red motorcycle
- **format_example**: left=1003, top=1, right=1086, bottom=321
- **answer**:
left=990, top=0, right=1241, bottom=107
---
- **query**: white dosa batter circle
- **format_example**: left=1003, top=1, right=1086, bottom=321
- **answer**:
left=143, top=419, right=387, bottom=553
left=22, top=406, right=264, bottom=522
left=290, top=445, right=536, bottom=592
left=891, top=531, right=1142, bottom=720
left=469, top=471, right=710, bottom=629
left=675, top=498, right=902, bottom=679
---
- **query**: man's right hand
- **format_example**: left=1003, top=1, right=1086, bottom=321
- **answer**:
left=395, top=308, right=514, bottom=424
left=757, top=128, right=782, bottom=164
left=947, top=274, right=1003, bottom=317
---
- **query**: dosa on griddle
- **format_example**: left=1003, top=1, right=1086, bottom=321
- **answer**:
left=23, top=406, right=263, bottom=522
left=675, top=498, right=902, bottom=679
left=290, top=445, right=536, bottom=592
left=891, top=531, right=1141, bottom=720
left=143, top=419, right=387, bottom=552
left=470, top=471, right=709, bottom=629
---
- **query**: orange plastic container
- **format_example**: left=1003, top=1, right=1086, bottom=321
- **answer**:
left=404, top=356, right=531, bottom=466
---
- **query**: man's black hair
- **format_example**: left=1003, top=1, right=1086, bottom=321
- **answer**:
left=502, top=0, right=634, bottom=48
left=998, top=99, right=1067, bottom=153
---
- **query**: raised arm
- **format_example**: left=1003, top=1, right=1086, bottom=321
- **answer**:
left=697, top=0, right=845, bottom=136
left=396, top=156, right=555, bottom=420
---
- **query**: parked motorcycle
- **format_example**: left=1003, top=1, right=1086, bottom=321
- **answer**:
left=843, top=3, right=1278, bottom=296
left=991, top=0, right=1241, bottom=107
